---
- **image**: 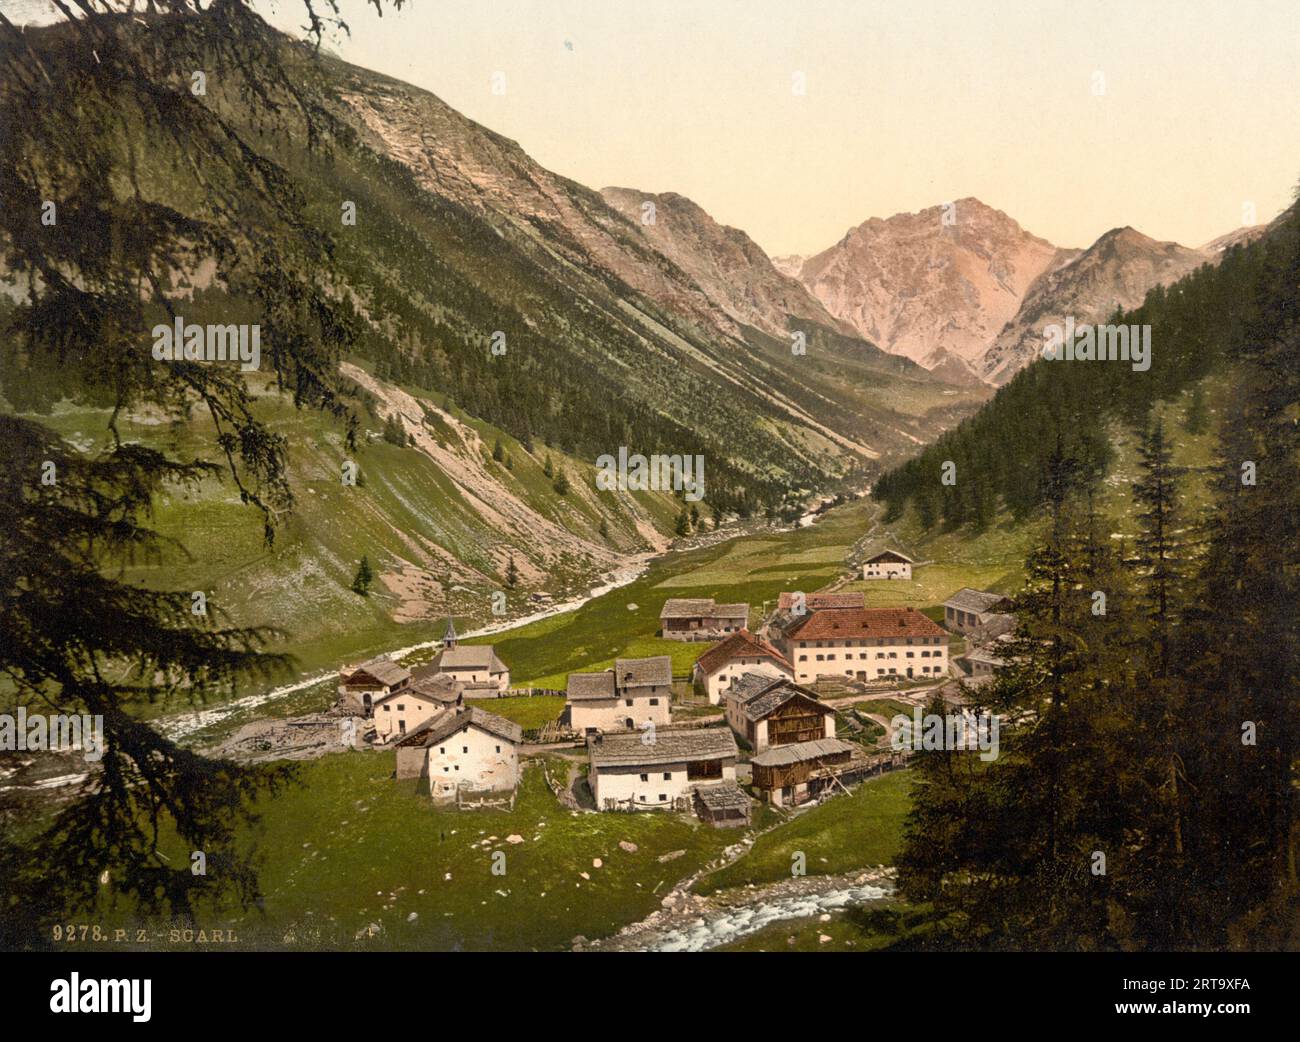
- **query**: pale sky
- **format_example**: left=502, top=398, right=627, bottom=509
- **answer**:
left=15, top=0, right=1300, bottom=255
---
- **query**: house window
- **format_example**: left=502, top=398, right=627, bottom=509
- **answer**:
left=799, top=655, right=807, bottom=662
left=397, top=703, right=405, bottom=710
left=495, top=745, right=501, bottom=753
left=659, top=794, right=667, bottom=802
left=640, top=773, right=649, bottom=782
left=625, top=698, right=633, bottom=706
left=399, top=721, right=406, bottom=734
left=382, top=705, right=390, bottom=712
left=443, top=767, right=449, bottom=773
left=439, top=747, right=445, bottom=754
left=650, top=698, right=659, bottom=706
left=462, top=746, right=468, bottom=754
left=663, top=772, right=671, bottom=780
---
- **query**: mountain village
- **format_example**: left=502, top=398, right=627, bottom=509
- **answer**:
left=332, top=550, right=1015, bottom=820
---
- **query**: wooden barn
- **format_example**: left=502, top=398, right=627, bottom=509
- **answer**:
left=750, top=737, right=859, bottom=807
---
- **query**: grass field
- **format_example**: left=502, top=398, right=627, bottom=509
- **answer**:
left=465, top=695, right=565, bottom=730
left=82, top=751, right=739, bottom=952
left=694, top=768, right=913, bottom=896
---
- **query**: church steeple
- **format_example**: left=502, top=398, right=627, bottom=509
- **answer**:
left=443, top=616, right=458, bottom=649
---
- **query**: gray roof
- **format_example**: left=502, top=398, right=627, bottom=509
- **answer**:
left=430, top=645, right=507, bottom=673
left=944, top=588, right=1009, bottom=614
left=695, top=783, right=751, bottom=812
left=341, top=655, right=410, bottom=688
left=588, top=726, right=737, bottom=768
left=567, top=656, right=671, bottom=701
left=394, top=706, right=522, bottom=749
left=374, top=672, right=463, bottom=708
left=751, top=738, right=854, bottom=768
left=726, top=673, right=830, bottom=723
left=660, top=598, right=749, bottom=621
left=614, top=655, right=672, bottom=689
left=566, top=672, right=616, bottom=702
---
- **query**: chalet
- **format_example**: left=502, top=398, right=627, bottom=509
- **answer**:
left=337, top=655, right=410, bottom=716
left=750, top=737, right=859, bottom=807
left=760, top=591, right=864, bottom=645
left=691, top=629, right=793, bottom=704
left=423, top=618, right=510, bottom=695
left=373, top=672, right=465, bottom=743
left=943, top=589, right=1013, bottom=634
left=862, top=549, right=914, bottom=580
left=659, top=598, right=749, bottom=641
left=566, top=655, right=673, bottom=734
left=783, top=606, right=949, bottom=684
left=586, top=726, right=738, bottom=812
left=392, top=705, right=523, bottom=800
left=723, top=672, right=837, bottom=751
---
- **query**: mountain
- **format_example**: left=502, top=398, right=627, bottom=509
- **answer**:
left=976, top=227, right=1210, bottom=384
left=796, top=198, right=1076, bottom=369
left=599, top=187, right=854, bottom=339
left=771, top=254, right=808, bottom=278
left=1200, top=224, right=1270, bottom=255
left=3, top=16, right=989, bottom=660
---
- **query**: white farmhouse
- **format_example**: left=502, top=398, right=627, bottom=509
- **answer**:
left=392, top=706, right=523, bottom=800
left=372, top=672, right=464, bottom=743
left=586, top=726, right=738, bottom=812
left=565, top=655, right=673, bottom=735
left=691, top=629, right=792, bottom=704
left=862, top=549, right=914, bottom=580
left=782, top=606, right=949, bottom=684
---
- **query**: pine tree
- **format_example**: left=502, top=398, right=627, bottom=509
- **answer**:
left=1183, top=383, right=1209, bottom=435
left=543, top=455, right=554, bottom=479
left=351, top=556, right=375, bottom=596
left=675, top=509, right=691, bottom=537
left=552, top=468, right=569, bottom=495
left=505, top=554, right=519, bottom=588
left=492, top=437, right=505, bottom=463
left=598, top=517, right=610, bottom=540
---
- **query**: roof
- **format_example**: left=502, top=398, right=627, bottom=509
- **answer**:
left=726, top=673, right=831, bottom=722
left=566, top=672, right=616, bottom=701
left=393, top=706, right=522, bottom=749
left=340, top=655, right=409, bottom=687
left=659, top=598, right=749, bottom=621
left=694, top=630, right=791, bottom=676
left=566, top=655, right=673, bottom=701
left=751, top=737, right=854, bottom=768
left=695, top=783, right=751, bottom=812
left=775, top=591, right=864, bottom=611
left=864, top=549, right=914, bottom=564
left=614, top=655, right=672, bottom=688
left=374, top=672, right=463, bottom=708
left=964, top=647, right=1008, bottom=667
left=430, top=645, right=506, bottom=673
left=587, top=726, right=737, bottom=768
left=789, top=607, right=947, bottom=641
left=944, top=588, right=1010, bottom=614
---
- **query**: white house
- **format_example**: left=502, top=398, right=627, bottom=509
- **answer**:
left=566, top=655, right=674, bottom=734
left=862, top=549, right=914, bottom=580
left=691, top=629, right=792, bottom=704
left=586, top=726, right=738, bottom=812
left=782, top=607, right=949, bottom=684
left=393, top=706, right=523, bottom=800
left=373, top=672, right=464, bottom=743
